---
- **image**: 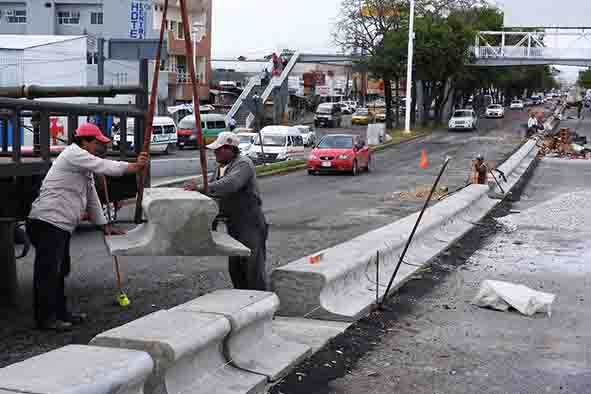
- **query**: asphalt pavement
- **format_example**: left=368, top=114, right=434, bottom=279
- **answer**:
left=0, top=108, right=534, bottom=367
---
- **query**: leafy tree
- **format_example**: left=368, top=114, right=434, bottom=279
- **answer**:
left=578, top=67, right=591, bottom=89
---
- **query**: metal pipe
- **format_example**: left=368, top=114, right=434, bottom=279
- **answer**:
left=379, top=156, right=451, bottom=308
left=0, top=85, right=145, bottom=99
left=134, top=0, right=169, bottom=224
left=180, top=0, right=209, bottom=193
left=0, top=97, right=145, bottom=117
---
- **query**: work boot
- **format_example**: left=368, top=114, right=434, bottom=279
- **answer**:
left=37, top=319, right=73, bottom=332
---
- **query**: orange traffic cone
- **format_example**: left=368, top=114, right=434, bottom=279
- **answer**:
left=420, top=149, right=429, bottom=169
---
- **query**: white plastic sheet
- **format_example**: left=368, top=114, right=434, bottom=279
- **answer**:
left=472, top=280, right=555, bottom=317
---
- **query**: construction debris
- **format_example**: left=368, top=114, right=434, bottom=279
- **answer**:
left=538, top=127, right=591, bottom=159
left=394, top=185, right=449, bottom=201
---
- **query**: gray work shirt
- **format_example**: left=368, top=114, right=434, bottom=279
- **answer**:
left=208, top=155, right=267, bottom=234
left=29, top=144, right=128, bottom=233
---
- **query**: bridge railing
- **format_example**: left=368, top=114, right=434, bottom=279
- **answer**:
left=471, top=46, right=591, bottom=60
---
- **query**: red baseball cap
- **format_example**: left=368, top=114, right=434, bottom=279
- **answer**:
left=75, top=123, right=111, bottom=144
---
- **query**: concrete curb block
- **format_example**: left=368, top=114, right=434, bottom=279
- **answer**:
left=172, top=290, right=312, bottom=381
left=0, top=345, right=153, bottom=394
left=105, top=188, right=250, bottom=257
left=91, top=310, right=267, bottom=394
left=271, top=119, right=552, bottom=321
left=271, top=184, right=495, bottom=321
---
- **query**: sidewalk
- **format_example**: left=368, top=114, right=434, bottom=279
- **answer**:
left=271, top=111, right=591, bottom=394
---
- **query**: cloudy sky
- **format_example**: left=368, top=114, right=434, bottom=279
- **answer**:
left=210, top=0, right=587, bottom=82
left=212, top=0, right=342, bottom=58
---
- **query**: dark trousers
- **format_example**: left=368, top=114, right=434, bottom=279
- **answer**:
left=26, top=219, right=71, bottom=327
left=228, top=224, right=268, bottom=291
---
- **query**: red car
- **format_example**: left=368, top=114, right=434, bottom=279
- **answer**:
left=307, top=134, right=372, bottom=175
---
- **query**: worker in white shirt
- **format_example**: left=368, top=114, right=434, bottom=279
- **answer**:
left=27, top=123, right=148, bottom=331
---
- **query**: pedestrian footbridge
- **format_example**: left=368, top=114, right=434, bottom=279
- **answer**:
left=470, top=31, right=591, bottom=67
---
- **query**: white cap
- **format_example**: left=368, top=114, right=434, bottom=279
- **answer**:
left=206, top=131, right=241, bottom=150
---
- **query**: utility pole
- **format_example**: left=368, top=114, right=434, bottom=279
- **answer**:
left=404, top=0, right=416, bottom=134
left=97, top=37, right=106, bottom=133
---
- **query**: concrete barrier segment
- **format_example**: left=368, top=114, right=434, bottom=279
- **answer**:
left=0, top=345, right=153, bottom=394
left=489, top=139, right=539, bottom=196
left=271, top=185, right=493, bottom=322
left=91, top=310, right=266, bottom=394
left=172, top=290, right=312, bottom=381
left=105, top=188, right=250, bottom=257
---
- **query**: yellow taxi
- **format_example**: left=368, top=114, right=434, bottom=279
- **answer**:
left=351, top=108, right=374, bottom=125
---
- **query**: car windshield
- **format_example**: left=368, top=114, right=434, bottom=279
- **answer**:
left=317, top=106, right=332, bottom=114
left=512, top=101, right=522, bottom=104
left=317, top=135, right=353, bottom=149
left=453, top=111, right=472, bottom=117
left=355, top=109, right=369, bottom=116
left=254, top=135, right=287, bottom=147
left=489, top=105, right=502, bottom=109
left=239, top=135, right=253, bottom=144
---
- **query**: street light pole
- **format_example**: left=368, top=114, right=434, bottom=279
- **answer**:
left=404, top=0, right=415, bottom=134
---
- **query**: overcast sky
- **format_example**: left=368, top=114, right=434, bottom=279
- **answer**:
left=212, top=0, right=342, bottom=59
left=210, top=0, right=586, bottom=82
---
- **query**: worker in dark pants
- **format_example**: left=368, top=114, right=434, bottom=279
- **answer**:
left=27, top=123, right=148, bottom=331
left=185, top=132, right=268, bottom=290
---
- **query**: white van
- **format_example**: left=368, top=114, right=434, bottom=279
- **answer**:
left=246, top=125, right=305, bottom=163
left=113, top=116, right=177, bottom=154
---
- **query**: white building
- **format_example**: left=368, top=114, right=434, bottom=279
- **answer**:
left=0, top=35, right=87, bottom=87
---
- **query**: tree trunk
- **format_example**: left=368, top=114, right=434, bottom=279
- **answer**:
left=395, top=77, right=401, bottom=128
left=416, top=80, right=425, bottom=125
left=384, top=77, right=393, bottom=130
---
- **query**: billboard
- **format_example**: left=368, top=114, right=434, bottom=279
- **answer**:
left=500, top=0, right=591, bottom=28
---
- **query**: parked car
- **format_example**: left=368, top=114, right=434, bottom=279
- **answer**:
left=352, top=108, right=374, bottom=125
left=308, top=134, right=371, bottom=176
left=448, top=109, right=478, bottom=131
left=485, top=104, right=505, bottom=118
left=247, top=125, right=305, bottom=163
left=176, top=113, right=227, bottom=149
left=293, top=125, right=317, bottom=146
left=236, top=132, right=257, bottom=155
left=510, top=100, right=525, bottom=110
left=113, top=116, right=177, bottom=154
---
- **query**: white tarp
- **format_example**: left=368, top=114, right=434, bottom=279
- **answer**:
left=472, top=280, right=555, bottom=317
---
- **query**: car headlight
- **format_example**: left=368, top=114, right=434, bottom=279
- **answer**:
left=189, top=134, right=196, bottom=140
left=309, top=153, right=318, bottom=160
left=338, top=154, right=349, bottom=160
left=277, top=151, right=287, bottom=159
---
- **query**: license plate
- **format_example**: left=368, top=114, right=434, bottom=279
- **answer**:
left=322, top=161, right=332, bottom=168
left=179, top=142, right=184, bottom=146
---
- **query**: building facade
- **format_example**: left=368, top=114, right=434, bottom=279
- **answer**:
left=0, top=0, right=211, bottom=104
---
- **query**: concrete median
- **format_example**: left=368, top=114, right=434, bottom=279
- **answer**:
left=106, top=188, right=250, bottom=257
left=271, top=184, right=495, bottom=322
left=489, top=139, right=539, bottom=196
left=0, top=345, right=153, bottom=394
left=172, top=290, right=311, bottom=381
left=91, top=310, right=267, bottom=394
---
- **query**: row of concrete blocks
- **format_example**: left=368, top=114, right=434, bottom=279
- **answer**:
left=272, top=136, right=545, bottom=322
left=0, top=290, right=311, bottom=394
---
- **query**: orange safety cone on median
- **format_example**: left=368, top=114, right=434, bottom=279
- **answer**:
left=420, top=149, right=429, bottom=169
